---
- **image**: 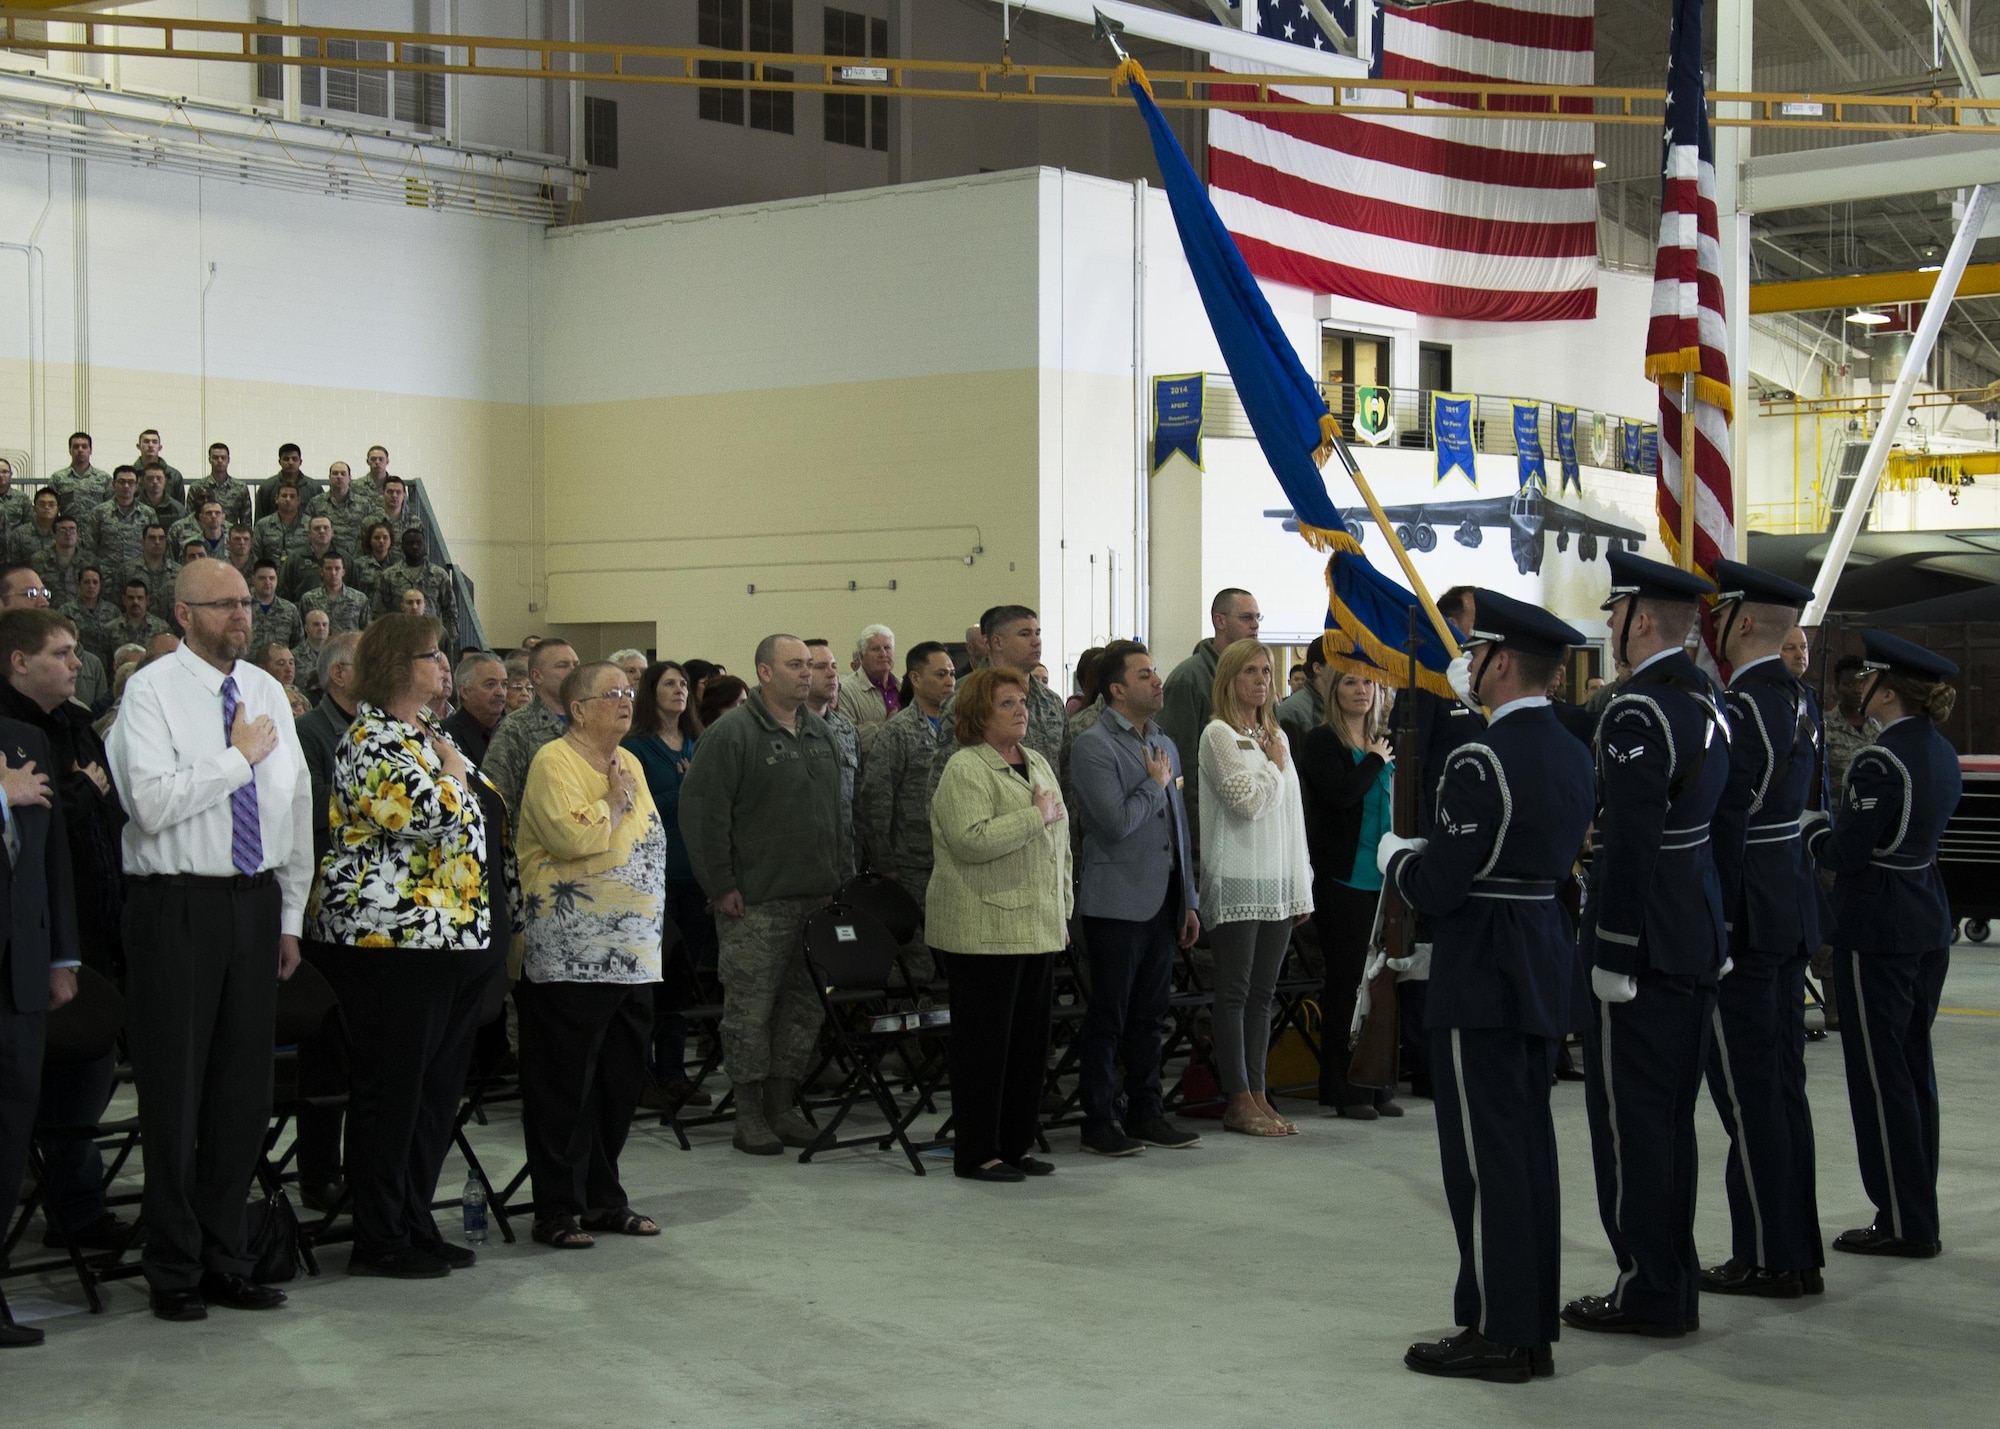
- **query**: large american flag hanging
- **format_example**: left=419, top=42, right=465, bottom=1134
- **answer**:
left=1646, top=0, right=1733, bottom=573
left=1207, top=0, right=1598, bottom=322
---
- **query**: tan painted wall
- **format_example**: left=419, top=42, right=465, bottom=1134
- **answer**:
left=540, top=370, right=1040, bottom=671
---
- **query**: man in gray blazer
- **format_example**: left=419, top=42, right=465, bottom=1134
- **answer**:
left=1067, top=641, right=1202, bottom=1158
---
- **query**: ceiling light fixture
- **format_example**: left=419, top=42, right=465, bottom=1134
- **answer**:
left=1918, top=264, right=1943, bottom=273
left=1592, top=158, right=1607, bottom=170
left=1845, top=310, right=1892, bottom=325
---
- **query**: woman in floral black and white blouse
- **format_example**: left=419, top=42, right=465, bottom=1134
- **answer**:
left=305, top=612, right=515, bottom=1280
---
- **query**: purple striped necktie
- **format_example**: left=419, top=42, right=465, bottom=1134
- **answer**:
left=221, top=675, right=264, bottom=877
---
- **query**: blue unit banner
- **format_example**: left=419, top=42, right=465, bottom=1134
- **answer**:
left=1622, top=419, right=1643, bottom=473
left=1554, top=404, right=1582, bottom=494
left=1152, top=373, right=1205, bottom=473
left=1511, top=399, right=1546, bottom=490
left=1431, top=392, right=1476, bottom=486
left=1640, top=423, right=1659, bottom=476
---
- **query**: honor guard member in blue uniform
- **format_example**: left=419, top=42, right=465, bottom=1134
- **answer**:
left=1376, top=590, right=1596, bottom=1384
left=1701, top=561, right=1828, bottom=1299
left=1804, top=630, right=1962, bottom=1259
left=1565, top=551, right=1729, bottom=1339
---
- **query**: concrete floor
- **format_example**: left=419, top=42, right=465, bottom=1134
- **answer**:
left=7, top=945, right=1998, bottom=1428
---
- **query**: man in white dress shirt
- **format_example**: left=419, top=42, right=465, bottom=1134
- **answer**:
left=106, top=559, right=314, bottom=1322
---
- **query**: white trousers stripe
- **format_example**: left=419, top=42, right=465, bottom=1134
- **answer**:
left=1449, top=1029, right=1486, bottom=1335
left=1711, top=1006, right=1768, bottom=1266
left=1849, top=951, right=1903, bottom=1238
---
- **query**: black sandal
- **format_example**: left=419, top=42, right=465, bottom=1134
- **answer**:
left=580, top=1207, right=661, bottom=1237
left=532, top=1216, right=596, bottom=1249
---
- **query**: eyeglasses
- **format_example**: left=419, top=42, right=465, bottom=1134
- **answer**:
left=12, top=586, right=51, bottom=601
left=184, top=598, right=253, bottom=613
left=578, top=688, right=637, bottom=704
left=410, top=650, right=446, bottom=663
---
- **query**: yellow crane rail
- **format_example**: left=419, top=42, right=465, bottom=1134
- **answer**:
left=7, top=7, right=2000, bottom=134
left=1760, top=386, right=2000, bottom=417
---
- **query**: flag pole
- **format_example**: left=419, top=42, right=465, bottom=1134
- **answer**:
left=1679, top=371, right=1698, bottom=572
left=1321, top=430, right=1464, bottom=658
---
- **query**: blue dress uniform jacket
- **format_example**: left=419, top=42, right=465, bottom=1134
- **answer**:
left=1806, top=716, right=1961, bottom=955
left=1582, top=651, right=1729, bottom=979
left=1411, top=687, right=1486, bottom=839
left=1383, top=700, right=1594, bottom=1353
left=1387, top=704, right=1595, bottom=1039
left=1712, top=657, right=1822, bottom=963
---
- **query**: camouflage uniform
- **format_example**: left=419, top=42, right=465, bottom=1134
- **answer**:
left=1275, top=680, right=1325, bottom=750
left=820, top=703, right=862, bottom=877
left=929, top=671, right=1068, bottom=802
left=165, top=516, right=226, bottom=560
left=378, top=504, right=424, bottom=547
left=84, top=499, right=151, bottom=587
left=100, top=613, right=171, bottom=665
left=142, top=460, right=186, bottom=501
left=0, top=487, right=31, bottom=549
left=299, top=584, right=373, bottom=637
left=350, top=550, right=400, bottom=601
left=482, top=698, right=567, bottom=820
left=293, top=639, right=329, bottom=702
left=251, top=595, right=304, bottom=655
left=6, top=522, right=55, bottom=569
left=279, top=546, right=333, bottom=604
left=144, top=494, right=187, bottom=531
left=254, top=471, right=324, bottom=523
left=60, top=600, right=120, bottom=667
left=1061, top=695, right=1105, bottom=795
left=856, top=703, right=948, bottom=901
left=307, top=486, right=383, bottom=557
left=186, top=475, right=254, bottom=528
left=45, top=465, right=111, bottom=517
left=252, top=512, right=312, bottom=565
left=371, top=559, right=459, bottom=649
left=129, top=559, right=181, bottom=627
left=42, top=549, right=88, bottom=609
left=714, top=894, right=828, bottom=1083
left=1824, top=713, right=1881, bottom=799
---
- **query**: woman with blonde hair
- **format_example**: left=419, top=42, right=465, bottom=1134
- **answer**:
left=1199, top=640, right=1313, bottom=1137
left=1297, top=669, right=1402, bottom=1119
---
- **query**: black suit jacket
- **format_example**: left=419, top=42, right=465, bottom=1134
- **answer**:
left=0, top=718, right=81, bottom=1015
left=443, top=707, right=496, bottom=768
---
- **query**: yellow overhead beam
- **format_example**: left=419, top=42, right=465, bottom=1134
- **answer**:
left=1750, top=264, right=2000, bottom=315
left=7, top=6, right=2000, bottom=133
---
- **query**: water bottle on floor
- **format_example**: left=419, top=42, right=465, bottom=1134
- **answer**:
left=462, top=1172, right=488, bottom=1246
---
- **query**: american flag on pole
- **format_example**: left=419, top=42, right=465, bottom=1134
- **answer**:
left=1207, top=1, right=1598, bottom=322
left=1647, top=0, right=1733, bottom=574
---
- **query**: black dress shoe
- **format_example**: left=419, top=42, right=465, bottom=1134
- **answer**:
left=200, top=1272, right=287, bottom=1310
left=412, top=1238, right=477, bottom=1269
left=150, top=1287, right=209, bottom=1322
left=1405, top=1328, right=1534, bottom=1384
left=298, top=1180, right=348, bottom=1215
left=347, top=1249, right=451, bottom=1279
left=1701, top=1259, right=1804, bottom=1298
left=954, top=1161, right=1027, bottom=1183
left=1, top=1319, right=46, bottom=1348
left=1833, top=1226, right=1940, bottom=1258
left=1560, top=1294, right=1686, bottom=1338
left=1374, top=1098, right=1405, bottom=1118
left=1802, top=1267, right=1825, bottom=1295
left=1009, top=1156, right=1057, bottom=1176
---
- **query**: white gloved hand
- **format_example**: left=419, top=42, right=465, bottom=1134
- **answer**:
left=1447, top=654, right=1476, bottom=707
left=1719, top=957, right=1735, bottom=980
left=1591, top=966, right=1639, bottom=1004
left=1388, top=942, right=1432, bottom=981
left=1376, top=832, right=1427, bottom=877
left=1799, top=808, right=1829, bottom=835
left=1363, top=948, right=1388, bottom=985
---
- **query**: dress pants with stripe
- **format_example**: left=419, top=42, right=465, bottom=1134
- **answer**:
left=123, top=878, right=280, bottom=1292
left=1430, top=1027, right=1561, bottom=1349
left=1582, top=973, right=1713, bottom=1330
left=1704, top=950, right=1823, bottom=1272
left=1833, top=946, right=1949, bottom=1246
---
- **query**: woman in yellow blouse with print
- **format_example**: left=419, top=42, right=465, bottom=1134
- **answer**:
left=516, top=661, right=667, bottom=1251
left=305, top=613, right=508, bottom=1280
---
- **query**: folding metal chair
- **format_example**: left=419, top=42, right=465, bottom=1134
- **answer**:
left=796, top=898, right=947, bottom=1175
left=1263, top=929, right=1325, bottom=1098
left=1, top=967, right=146, bottom=1313
left=836, top=873, right=949, bottom=1107
left=649, top=929, right=733, bottom=1149
left=430, top=961, right=530, bottom=1243
left=258, top=959, right=348, bottom=1274
left=1037, top=931, right=1095, bottom=1138
left=1159, top=942, right=1221, bottom=1113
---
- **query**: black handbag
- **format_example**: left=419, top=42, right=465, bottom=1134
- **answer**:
left=246, top=1188, right=304, bottom=1284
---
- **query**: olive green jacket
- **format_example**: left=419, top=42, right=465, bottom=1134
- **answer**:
left=679, top=689, right=845, bottom=904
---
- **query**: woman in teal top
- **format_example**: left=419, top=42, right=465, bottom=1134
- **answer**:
left=1297, top=671, right=1403, bottom=1119
left=623, top=661, right=713, bottom=1106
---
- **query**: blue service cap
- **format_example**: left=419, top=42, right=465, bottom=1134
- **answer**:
left=1860, top=629, right=1958, bottom=682
left=1710, top=559, right=1814, bottom=612
left=1600, top=549, right=1716, bottom=610
left=1464, top=587, right=1588, bottom=658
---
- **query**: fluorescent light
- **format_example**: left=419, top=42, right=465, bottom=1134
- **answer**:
left=1592, top=158, right=1607, bottom=170
left=1918, top=264, right=1943, bottom=272
left=1845, top=310, right=1892, bottom=325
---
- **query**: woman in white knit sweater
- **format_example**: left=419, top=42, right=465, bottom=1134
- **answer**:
left=1199, top=639, right=1314, bottom=1137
